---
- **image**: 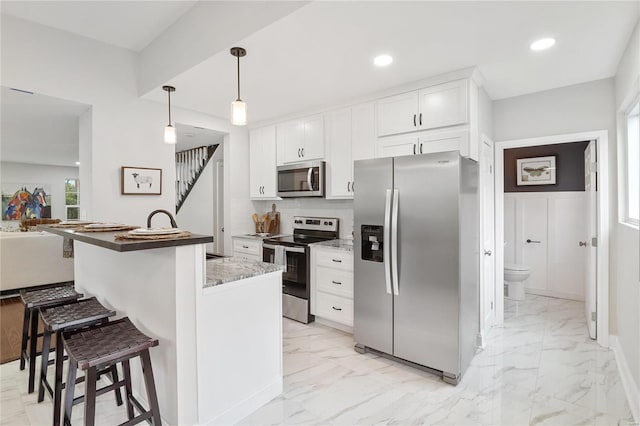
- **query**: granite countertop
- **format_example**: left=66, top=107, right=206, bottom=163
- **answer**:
left=310, top=239, right=354, bottom=252
left=205, top=257, right=283, bottom=288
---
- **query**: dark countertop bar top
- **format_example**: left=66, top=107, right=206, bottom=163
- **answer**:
left=39, top=225, right=213, bottom=252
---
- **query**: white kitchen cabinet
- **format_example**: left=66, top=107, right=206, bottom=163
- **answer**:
left=232, top=237, right=263, bottom=262
left=377, top=129, right=468, bottom=159
left=325, top=103, right=376, bottom=199
left=276, top=114, right=324, bottom=165
left=376, top=79, right=469, bottom=138
left=310, top=245, right=354, bottom=330
left=417, top=80, right=469, bottom=130
left=249, top=125, right=277, bottom=199
left=376, top=91, right=419, bottom=136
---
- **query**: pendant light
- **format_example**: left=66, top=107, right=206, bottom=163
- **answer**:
left=230, top=47, right=247, bottom=126
left=163, top=85, right=177, bottom=144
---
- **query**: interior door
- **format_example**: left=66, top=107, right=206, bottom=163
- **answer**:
left=517, top=196, right=548, bottom=291
left=480, top=138, right=495, bottom=331
left=584, top=141, right=597, bottom=338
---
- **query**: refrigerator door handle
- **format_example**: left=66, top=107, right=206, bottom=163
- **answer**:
left=391, top=189, right=399, bottom=296
left=384, top=189, right=393, bottom=295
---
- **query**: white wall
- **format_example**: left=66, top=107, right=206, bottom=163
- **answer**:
left=614, top=19, right=640, bottom=397
left=1, top=15, right=253, bottom=253
left=1, top=161, right=78, bottom=226
left=253, top=199, right=353, bottom=239
left=493, top=78, right=618, bottom=322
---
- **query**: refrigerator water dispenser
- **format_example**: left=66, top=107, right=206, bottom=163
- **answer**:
left=361, top=225, right=384, bottom=262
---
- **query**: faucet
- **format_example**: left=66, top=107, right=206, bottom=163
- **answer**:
left=146, top=209, right=178, bottom=228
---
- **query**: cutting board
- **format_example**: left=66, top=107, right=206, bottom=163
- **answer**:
left=267, top=203, right=280, bottom=234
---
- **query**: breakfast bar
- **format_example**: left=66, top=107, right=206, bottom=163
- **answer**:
left=40, top=226, right=283, bottom=425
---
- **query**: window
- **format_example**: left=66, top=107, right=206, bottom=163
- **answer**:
left=65, top=178, right=79, bottom=220
left=625, top=101, right=639, bottom=226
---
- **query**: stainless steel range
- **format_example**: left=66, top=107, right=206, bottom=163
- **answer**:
left=263, top=216, right=339, bottom=323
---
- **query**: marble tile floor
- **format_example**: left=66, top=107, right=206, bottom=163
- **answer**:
left=241, top=295, right=635, bottom=425
left=0, top=294, right=635, bottom=425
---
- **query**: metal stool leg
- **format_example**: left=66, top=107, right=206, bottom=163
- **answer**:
left=53, top=331, right=65, bottom=426
left=28, top=308, right=39, bottom=393
left=83, top=367, right=97, bottom=426
left=37, top=328, right=52, bottom=402
left=140, top=349, right=161, bottom=425
left=62, top=361, right=77, bottom=426
left=20, top=306, right=30, bottom=370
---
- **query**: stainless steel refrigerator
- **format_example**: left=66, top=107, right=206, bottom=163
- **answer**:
left=353, top=151, right=479, bottom=385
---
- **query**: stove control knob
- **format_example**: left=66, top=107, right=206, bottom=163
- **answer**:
left=329, top=221, right=333, bottom=226
left=324, top=221, right=329, bottom=225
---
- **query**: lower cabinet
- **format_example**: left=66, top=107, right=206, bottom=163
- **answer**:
left=310, top=246, right=354, bottom=329
left=232, top=237, right=262, bottom=262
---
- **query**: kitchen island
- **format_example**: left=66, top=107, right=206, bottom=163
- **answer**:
left=40, top=226, right=283, bottom=425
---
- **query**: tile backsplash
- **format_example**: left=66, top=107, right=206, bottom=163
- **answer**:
left=253, top=199, right=354, bottom=239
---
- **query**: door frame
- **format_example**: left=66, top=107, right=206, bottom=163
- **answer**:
left=479, top=133, right=495, bottom=347
left=494, top=130, right=610, bottom=347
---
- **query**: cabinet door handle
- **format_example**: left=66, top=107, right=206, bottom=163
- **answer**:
left=413, top=144, right=416, bottom=155
left=332, top=259, right=342, bottom=263
left=331, top=280, right=342, bottom=285
left=298, top=148, right=301, bottom=158
left=301, top=148, right=305, bottom=157
left=419, top=113, right=422, bottom=126
left=579, top=241, right=587, bottom=247
left=351, top=181, right=354, bottom=192
left=413, top=114, right=417, bottom=127
left=526, top=239, right=541, bottom=244
left=242, top=245, right=249, bottom=249
left=420, top=143, right=423, bottom=154
left=347, top=181, right=350, bottom=192
left=332, top=306, right=342, bottom=311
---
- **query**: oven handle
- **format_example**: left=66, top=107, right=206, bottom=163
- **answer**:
left=263, top=244, right=305, bottom=254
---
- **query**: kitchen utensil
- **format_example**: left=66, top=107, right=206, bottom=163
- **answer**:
left=252, top=213, right=259, bottom=224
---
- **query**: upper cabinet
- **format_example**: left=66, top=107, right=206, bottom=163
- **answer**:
left=325, top=102, right=376, bottom=199
left=249, top=125, right=277, bottom=199
left=376, top=79, right=469, bottom=137
left=276, top=114, right=325, bottom=165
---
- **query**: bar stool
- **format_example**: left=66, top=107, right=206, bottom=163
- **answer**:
left=62, top=317, right=161, bottom=426
left=38, top=297, right=122, bottom=426
left=20, top=283, right=83, bottom=393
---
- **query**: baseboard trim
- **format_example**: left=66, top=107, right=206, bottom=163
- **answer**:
left=315, top=317, right=354, bottom=334
left=524, top=288, right=584, bottom=302
left=610, top=335, right=640, bottom=423
left=204, top=378, right=283, bottom=425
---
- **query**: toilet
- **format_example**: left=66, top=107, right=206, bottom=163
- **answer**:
left=504, top=263, right=530, bottom=301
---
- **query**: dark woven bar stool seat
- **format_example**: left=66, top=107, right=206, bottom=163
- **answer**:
left=38, top=297, right=121, bottom=426
left=19, top=283, right=83, bottom=394
left=63, top=318, right=161, bottom=426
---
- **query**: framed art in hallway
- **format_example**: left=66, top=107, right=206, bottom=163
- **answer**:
left=516, top=156, right=556, bottom=186
left=121, top=167, right=162, bottom=195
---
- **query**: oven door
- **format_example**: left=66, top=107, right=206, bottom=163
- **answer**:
left=263, top=244, right=308, bottom=299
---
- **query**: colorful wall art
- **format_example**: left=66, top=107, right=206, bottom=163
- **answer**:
left=1, top=185, right=52, bottom=220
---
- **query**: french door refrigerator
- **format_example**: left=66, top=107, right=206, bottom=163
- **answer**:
left=353, top=151, right=479, bottom=385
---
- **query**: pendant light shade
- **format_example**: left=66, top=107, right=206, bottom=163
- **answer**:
left=230, top=47, right=247, bottom=126
left=162, top=85, right=177, bottom=144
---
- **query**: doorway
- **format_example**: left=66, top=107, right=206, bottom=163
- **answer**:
left=494, top=130, right=610, bottom=347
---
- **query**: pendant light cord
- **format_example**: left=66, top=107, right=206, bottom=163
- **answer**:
left=236, top=55, right=241, bottom=101
left=168, top=90, right=172, bottom=125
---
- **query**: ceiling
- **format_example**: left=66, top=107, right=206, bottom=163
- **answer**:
left=1, top=1, right=638, bottom=126
left=1, top=87, right=90, bottom=167
left=141, top=1, right=638, bottom=123
left=175, top=123, right=225, bottom=151
left=0, top=1, right=197, bottom=51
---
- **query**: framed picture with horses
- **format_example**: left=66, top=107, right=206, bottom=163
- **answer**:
left=2, top=184, right=52, bottom=220
left=516, top=156, right=556, bottom=186
left=121, top=166, right=162, bottom=195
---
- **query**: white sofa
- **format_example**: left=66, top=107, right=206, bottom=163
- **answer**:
left=1, top=231, right=74, bottom=292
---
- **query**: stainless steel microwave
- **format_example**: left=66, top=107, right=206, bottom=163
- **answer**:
left=277, top=161, right=325, bottom=198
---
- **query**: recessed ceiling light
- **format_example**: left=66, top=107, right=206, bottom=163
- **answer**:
left=75, top=161, right=80, bottom=166
left=374, top=54, right=393, bottom=67
left=530, top=38, right=556, bottom=51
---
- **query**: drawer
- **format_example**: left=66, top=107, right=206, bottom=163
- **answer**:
left=316, top=292, right=353, bottom=326
left=316, top=266, right=353, bottom=298
left=233, top=239, right=261, bottom=256
left=315, top=249, right=353, bottom=271
left=234, top=253, right=261, bottom=262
